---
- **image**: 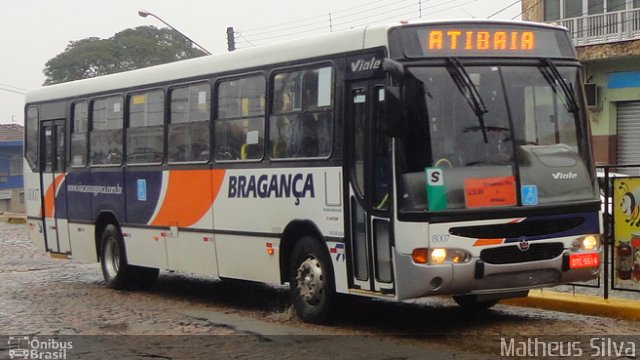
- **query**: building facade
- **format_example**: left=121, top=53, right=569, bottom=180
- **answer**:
left=0, top=124, right=24, bottom=213
left=523, top=0, right=640, bottom=165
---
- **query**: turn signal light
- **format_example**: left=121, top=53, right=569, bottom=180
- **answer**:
left=412, top=248, right=429, bottom=264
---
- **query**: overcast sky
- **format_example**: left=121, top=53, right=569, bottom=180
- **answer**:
left=0, top=0, right=522, bottom=125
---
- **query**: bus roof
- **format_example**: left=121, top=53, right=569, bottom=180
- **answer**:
left=26, top=20, right=566, bottom=104
left=26, top=24, right=389, bottom=104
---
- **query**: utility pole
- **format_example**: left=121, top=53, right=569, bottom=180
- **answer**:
left=227, top=27, right=236, bottom=52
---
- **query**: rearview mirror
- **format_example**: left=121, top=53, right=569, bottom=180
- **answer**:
left=379, top=86, right=407, bottom=137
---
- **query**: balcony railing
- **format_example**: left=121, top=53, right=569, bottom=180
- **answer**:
left=557, top=8, right=640, bottom=46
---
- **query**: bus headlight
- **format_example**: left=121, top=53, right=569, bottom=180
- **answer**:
left=581, top=235, right=600, bottom=251
left=431, top=248, right=447, bottom=264
left=411, top=248, right=471, bottom=265
left=573, top=235, right=601, bottom=251
left=450, top=249, right=469, bottom=264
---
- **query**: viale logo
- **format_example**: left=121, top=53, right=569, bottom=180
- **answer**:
left=552, top=172, right=578, bottom=180
left=350, top=57, right=381, bottom=72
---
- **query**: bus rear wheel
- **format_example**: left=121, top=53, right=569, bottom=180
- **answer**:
left=100, top=224, right=158, bottom=289
left=289, top=236, right=335, bottom=324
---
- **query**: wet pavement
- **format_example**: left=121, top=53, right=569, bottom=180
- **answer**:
left=1, top=220, right=640, bottom=359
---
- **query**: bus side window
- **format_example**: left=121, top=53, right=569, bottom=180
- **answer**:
left=71, top=101, right=88, bottom=167
left=25, top=106, right=39, bottom=170
left=127, top=90, right=164, bottom=165
left=168, top=83, right=211, bottom=163
left=90, top=96, right=123, bottom=166
left=270, top=65, right=333, bottom=159
left=214, top=75, right=265, bottom=162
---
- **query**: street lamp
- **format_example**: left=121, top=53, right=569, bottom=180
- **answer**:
left=138, top=10, right=211, bottom=55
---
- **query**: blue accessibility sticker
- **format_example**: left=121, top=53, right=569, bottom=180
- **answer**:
left=521, top=185, right=538, bottom=206
left=137, top=179, right=147, bottom=201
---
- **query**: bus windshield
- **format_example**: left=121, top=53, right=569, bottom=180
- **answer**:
left=397, top=62, right=597, bottom=213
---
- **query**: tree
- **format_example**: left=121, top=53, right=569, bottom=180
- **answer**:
left=43, top=26, right=207, bottom=85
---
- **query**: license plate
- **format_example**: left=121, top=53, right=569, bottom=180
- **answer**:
left=569, top=253, right=600, bottom=269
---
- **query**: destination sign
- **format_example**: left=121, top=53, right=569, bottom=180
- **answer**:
left=427, top=30, right=535, bottom=51
left=395, top=24, right=574, bottom=58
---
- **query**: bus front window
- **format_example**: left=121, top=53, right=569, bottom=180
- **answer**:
left=397, top=64, right=596, bottom=213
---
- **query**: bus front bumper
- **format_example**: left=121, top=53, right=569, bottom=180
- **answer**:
left=393, top=247, right=601, bottom=301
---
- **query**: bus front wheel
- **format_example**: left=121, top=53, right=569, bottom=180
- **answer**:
left=100, top=224, right=158, bottom=289
left=289, top=236, right=335, bottom=324
left=453, top=295, right=499, bottom=311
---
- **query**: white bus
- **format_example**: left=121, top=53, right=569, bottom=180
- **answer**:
left=24, top=20, right=602, bottom=323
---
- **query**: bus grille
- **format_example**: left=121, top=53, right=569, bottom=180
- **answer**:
left=480, top=243, right=564, bottom=264
left=450, top=218, right=584, bottom=239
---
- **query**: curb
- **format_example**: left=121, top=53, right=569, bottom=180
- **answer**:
left=0, top=213, right=26, bottom=224
left=502, top=289, right=640, bottom=320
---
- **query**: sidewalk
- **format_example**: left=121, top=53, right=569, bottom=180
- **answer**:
left=503, top=289, right=640, bottom=320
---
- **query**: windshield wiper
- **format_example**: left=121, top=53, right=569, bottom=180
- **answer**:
left=446, top=58, right=489, bottom=143
left=539, top=58, right=579, bottom=114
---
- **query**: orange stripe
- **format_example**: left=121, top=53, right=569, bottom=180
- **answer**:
left=42, top=174, right=65, bottom=218
left=473, top=238, right=505, bottom=247
left=151, top=169, right=225, bottom=227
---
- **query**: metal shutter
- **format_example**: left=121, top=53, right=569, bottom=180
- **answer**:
left=616, top=101, right=640, bottom=165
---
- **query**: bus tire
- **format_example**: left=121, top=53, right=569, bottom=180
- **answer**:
left=100, top=224, right=158, bottom=289
left=453, top=295, right=499, bottom=311
left=289, top=236, right=335, bottom=324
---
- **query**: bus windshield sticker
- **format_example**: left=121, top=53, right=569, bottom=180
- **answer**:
left=425, top=167, right=447, bottom=211
left=521, top=185, right=538, bottom=206
left=464, top=176, right=516, bottom=208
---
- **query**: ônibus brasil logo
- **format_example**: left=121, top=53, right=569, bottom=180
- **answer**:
left=8, top=336, right=73, bottom=360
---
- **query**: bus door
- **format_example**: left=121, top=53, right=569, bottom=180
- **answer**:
left=346, top=81, right=394, bottom=294
left=40, top=120, right=70, bottom=254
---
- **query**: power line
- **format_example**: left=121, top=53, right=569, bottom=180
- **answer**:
left=332, top=2, right=421, bottom=28
left=331, top=0, right=413, bottom=22
left=241, top=0, right=413, bottom=38
left=330, top=0, right=483, bottom=32
left=240, top=17, right=330, bottom=37
left=238, top=0, right=415, bottom=43
left=424, top=0, right=483, bottom=15
left=330, top=0, right=398, bottom=15
left=237, top=0, right=532, bottom=48
left=235, top=30, right=257, bottom=47
left=0, top=86, right=26, bottom=95
left=487, top=0, right=521, bottom=19
left=240, top=0, right=390, bottom=34
left=512, top=0, right=542, bottom=19
left=0, top=82, right=27, bottom=92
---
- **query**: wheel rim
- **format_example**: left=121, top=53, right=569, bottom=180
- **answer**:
left=295, top=255, right=325, bottom=306
left=104, top=236, right=120, bottom=278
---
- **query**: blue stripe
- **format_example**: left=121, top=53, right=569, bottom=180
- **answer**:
left=504, top=212, right=600, bottom=243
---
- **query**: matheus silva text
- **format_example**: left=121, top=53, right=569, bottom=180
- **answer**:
left=501, top=337, right=636, bottom=357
